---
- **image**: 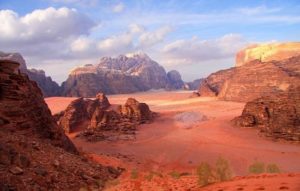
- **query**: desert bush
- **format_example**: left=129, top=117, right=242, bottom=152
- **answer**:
left=196, top=162, right=214, bottom=186
left=215, top=157, right=232, bottom=181
left=248, top=161, right=265, bottom=174
left=168, top=171, right=181, bottom=179
left=266, top=163, right=280, bottom=173
left=131, top=168, right=139, bottom=179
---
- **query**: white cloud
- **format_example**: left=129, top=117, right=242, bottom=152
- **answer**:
left=138, top=26, right=172, bottom=47
left=237, top=5, right=281, bottom=15
left=113, top=2, right=125, bottom=13
left=161, top=34, right=248, bottom=66
left=0, top=7, right=95, bottom=44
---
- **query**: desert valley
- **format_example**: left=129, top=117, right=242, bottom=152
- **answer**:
left=1, top=1, right=300, bottom=191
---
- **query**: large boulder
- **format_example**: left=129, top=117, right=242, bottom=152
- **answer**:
left=232, top=87, right=300, bottom=142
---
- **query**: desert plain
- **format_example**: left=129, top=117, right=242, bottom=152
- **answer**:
left=45, top=90, right=300, bottom=190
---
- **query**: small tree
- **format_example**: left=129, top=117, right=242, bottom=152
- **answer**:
left=215, top=157, right=232, bottom=181
left=197, top=162, right=213, bottom=186
left=248, top=161, right=265, bottom=174
left=266, top=164, right=280, bottom=173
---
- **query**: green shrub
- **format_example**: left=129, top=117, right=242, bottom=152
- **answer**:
left=215, top=157, right=232, bottom=181
left=168, top=171, right=181, bottom=179
left=196, top=162, right=214, bottom=186
left=248, top=161, right=265, bottom=174
left=131, top=168, right=139, bottom=179
left=266, top=164, right=280, bottom=173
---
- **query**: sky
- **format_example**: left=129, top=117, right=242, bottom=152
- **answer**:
left=0, top=0, right=300, bottom=84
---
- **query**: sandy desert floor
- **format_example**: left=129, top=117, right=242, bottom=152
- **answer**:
left=45, top=91, right=300, bottom=190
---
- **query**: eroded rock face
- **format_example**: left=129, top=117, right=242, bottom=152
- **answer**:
left=0, top=60, right=121, bottom=190
left=232, top=87, right=300, bottom=142
left=197, top=43, right=300, bottom=102
left=0, top=51, right=60, bottom=97
left=61, top=53, right=183, bottom=97
left=236, top=42, right=300, bottom=67
left=197, top=68, right=235, bottom=97
left=56, top=93, right=153, bottom=141
left=218, top=57, right=300, bottom=102
left=0, top=59, right=77, bottom=154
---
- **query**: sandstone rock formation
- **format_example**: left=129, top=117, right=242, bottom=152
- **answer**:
left=232, top=87, right=300, bottom=142
left=236, top=42, right=300, bottom=67
left=197, top=43, right=300, bottom=102
left=197, top=68, right=235, bottom=97
left=56, top=93, right=153, bottom=141
left=61, top=53, right=184, bottom=97
left=0, top=51, right=60, bottom=97
left=0, top=60, right=120, bottom=190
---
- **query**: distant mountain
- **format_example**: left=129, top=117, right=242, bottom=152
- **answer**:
left=62, top=53, right=185, bottom=97
left=0, top=51, right=60, bottom=97
left=185, top=78, right=203, bottom=90
left=196, top=43, right=300, bottom=102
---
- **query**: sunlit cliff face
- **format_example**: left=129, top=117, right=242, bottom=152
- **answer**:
left=236, top=42, right=300, bottom=67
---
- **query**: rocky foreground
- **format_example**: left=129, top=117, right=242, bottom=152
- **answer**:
left=55, top=93, right=153, bottom=142
left=0, top=60, right=120, bottom=190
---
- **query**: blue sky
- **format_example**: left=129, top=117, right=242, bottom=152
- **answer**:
left=0, top=0, right=300, bottom=83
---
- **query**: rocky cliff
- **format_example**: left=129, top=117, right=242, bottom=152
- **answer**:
left=55, top=93, right=153, bottom=141
left=0, top=51, right=60, bottom=97
left=0, top=60, right=120, bottom=190
left=232, top=87, right=300, bottom=142
left=62, top=53, right=184, bottom=97
left=236, top=42, right=300, bottom=67
left=196, top=43, right=300, bottom=102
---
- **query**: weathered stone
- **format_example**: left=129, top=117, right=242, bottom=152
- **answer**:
left=9, top=166, right=23, bottom=175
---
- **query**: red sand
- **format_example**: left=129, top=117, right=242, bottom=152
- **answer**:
left=45, top=91, right=300, bottom=190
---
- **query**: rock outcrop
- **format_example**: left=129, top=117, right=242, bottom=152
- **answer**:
left=56, top=93, right=153, bottom=141
left=232, top=87, right=300, bottom=142
left=197, top=68, right=235, bottom=97
left=196, top=43, right=300, bottom=102
left=61, top=53, right=184, bottom=97
left=236, top=42, right=300, bottom=67
left=0, top=60, right=120, bottom=190
left=0, top=51, right=60, bottom=97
